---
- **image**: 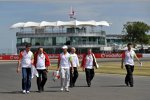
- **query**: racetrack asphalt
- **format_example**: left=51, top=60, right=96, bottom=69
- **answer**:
left=0, top=63, right=150, bottom=100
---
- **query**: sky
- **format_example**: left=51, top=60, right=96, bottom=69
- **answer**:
left=0, top=0, right=150, bottom=54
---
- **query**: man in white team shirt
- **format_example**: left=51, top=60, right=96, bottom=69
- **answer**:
left=34, top=47, right=50, bottom=92
left=121, top=43, right=141, bottom=87
left=17, top=44, right=34, bottom=94
left=70, top=47, right=79, bottom=87
left=57, top=45, right=73, bottom=92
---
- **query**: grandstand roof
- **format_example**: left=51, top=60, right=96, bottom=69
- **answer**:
left=11, top=20, right=111, bottom=29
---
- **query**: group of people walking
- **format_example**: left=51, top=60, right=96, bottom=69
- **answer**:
left=17, top=42, right=141, bottom=94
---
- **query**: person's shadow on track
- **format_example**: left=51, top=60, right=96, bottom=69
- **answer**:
left=100, top=84, right=127, bottom=87
left=0, top=90, right=60, bottom=94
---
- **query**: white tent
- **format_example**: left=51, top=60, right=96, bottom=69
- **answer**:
left=11, top=20, right=111, bottom=29
left=24, top=21, right=40, bottom=28
left=76, top=20, right=96, bottom=26
left=10, top=22, right=25, bottom=28
left=96, top=21, right=110, bottom=26
left=40, top=21, right=57, bottom=27
left=57, top=20, right=76, bottom=27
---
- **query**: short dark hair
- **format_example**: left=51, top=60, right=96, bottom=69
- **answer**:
left=25, top=43, right=31, bottom=48
left=38, top=47, right=43, bottom=50
left=87, top=48, right=92, bottom=52
left=127, top=43, right=132, bottom=46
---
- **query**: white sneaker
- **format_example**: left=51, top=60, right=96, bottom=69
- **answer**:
left=26, top=91, right=30, bottom=94
left=60, top=88, right=64, bottom=92
left=22, top=90, right=26, bottom=94
left=65, top=88, right=69, bottom=92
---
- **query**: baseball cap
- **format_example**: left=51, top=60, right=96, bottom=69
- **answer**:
left=62, top=45, right=68, bottom=49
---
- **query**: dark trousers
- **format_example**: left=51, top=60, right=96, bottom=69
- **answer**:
left=70, top=67, right=78, bottom=87
left=125, top=65, right=134, bottom=86
left=85, top=68, right=95, bottom=86
left=22, top=68, right=31, bottom=91
left=37, top=69, right=47, bottom=91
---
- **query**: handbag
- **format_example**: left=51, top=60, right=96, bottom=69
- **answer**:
left=92, top=54, right=99, bottom=69
left=52, top=70, right=60, bottom=81
left=31, top=65, right=39, bottom=78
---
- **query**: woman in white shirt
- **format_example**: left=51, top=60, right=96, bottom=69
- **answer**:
left=121, top=43, right=141, bottom=87
left=70, top=47, right=79, bottom=87
left=81, top=49, right=97, bottom=87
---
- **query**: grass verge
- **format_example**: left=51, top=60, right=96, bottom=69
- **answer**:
left=48, top=61, right=150, bottom=76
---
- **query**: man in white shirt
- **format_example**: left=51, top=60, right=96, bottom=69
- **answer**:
left=17, top=44, right=34, bottom=94
left=34, top=47, right=50, bottom=92
left=121, top=43, right=141, bottom=87
left=70, top=47, right=79, bottom=87
left=57, top=45, right=73, bottom=92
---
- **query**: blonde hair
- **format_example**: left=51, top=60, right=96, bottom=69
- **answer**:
left=71, top=47, right=76, bottom=52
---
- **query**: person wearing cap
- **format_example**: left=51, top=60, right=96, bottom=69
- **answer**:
left=121, top=43, right=141, bottom=87
left=70, top=47, right=79, bottom=87
left=57, top=45, right=73, bottom=92
left=81, top=49, right=97, bottom=87
left=17, top=44, right=34, bottom=94
left=34, top=47, right=50, bottom=92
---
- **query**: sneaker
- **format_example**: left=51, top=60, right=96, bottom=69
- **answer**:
left=69, top=85, right=73, bottom=88
left=22, top=90, right=26, bottom=94
left=125, top=82, right=129, bottom=86
left=38, top=87, right=44, bottom=93
left=72, top=83, right=75, bottom=87
left=41, top=87, right=44, bottom=92
left=60, top=88, right=64, bottom=92
left=130, top=84, right=134, bottom=87
left=38, top=90, right=41, bottom=93
left=26, top=91, right=30, bottom=94
left=87, top=83, right=91, bottom=87
left=65, top=88, right=69, bottom=92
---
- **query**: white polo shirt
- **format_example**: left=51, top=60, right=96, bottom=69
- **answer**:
left=124, top=50, right=136, bottom=66
left=85, top=54, right=94, bottom=69
left=70, top=53, right=79, bottom=67
left=21, top=50, right=33, bottom=68
left=60, top=52, right=71, bottom=69
left=36, top=53, right=46, bottom=70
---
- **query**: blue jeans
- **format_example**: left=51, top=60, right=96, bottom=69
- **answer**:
left=22, top=68, right=31, bottom=91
